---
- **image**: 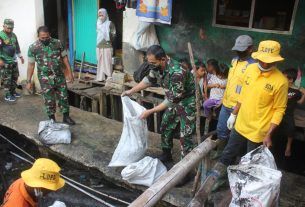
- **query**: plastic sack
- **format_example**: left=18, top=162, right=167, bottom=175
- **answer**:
left=228, top=146, right=282, bottom=207
left=108, top=96, right=148, bottom=167
left=48, top=201, right=66, bottom=207
left=131, top=21, right=159, bottom=51
left=121, top=156, right=167, bottom=186
left=38, top=120, right=71, bottom=145
left=239, top=145, right=277, bottom=170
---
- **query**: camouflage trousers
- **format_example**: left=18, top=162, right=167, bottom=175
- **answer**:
left=39, top=75, right=69, bottom=116
left=1, top=63, right=19, bottom=97
left=160, top=100, right=196, bottom=158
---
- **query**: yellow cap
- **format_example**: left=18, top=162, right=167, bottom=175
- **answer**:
left=21, top=158, right=65, bottom=191
left=252, top=40, right=284, bottom=63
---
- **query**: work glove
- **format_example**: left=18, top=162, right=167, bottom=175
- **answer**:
left=48, top=201, right=66, bottom=207
left=227, top=113, right=237, bottom=130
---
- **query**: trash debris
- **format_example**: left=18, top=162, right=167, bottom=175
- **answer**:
left=228, top=146, right=282, bottom=207
left=38, top=120, right=71, bottom=145
left=109, top=97, right=148, bottom=167
left=48, top=200, right=67, bottom=207
left=121, top=156, right=167, bottom=187
left=4, top=162, right=12, bottom=170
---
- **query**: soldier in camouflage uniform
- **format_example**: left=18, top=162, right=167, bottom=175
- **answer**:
left=0, top=19, right=24, bottom=102
left=122, top=45, right=196, bottom=161
left=26, top=26, right=75, bottom=125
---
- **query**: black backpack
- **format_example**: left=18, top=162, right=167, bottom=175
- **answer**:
left=133, top=61, right=151, bottom=83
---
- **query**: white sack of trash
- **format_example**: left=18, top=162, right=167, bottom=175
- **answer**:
left=228, top=146, right=282, bottom=207
left=121, top=156, right=167, bottom=187
left=38, top=120, right=71, bottom=145
left=108, top=96, right=148, bottom=167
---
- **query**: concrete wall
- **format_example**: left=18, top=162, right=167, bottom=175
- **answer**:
left=0, top=0, right=44, bottom=85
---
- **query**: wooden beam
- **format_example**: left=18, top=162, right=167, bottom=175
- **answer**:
left=129, top=138, right=219, bottom=207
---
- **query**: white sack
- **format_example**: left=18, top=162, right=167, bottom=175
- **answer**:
left=131, top=21, right=159, bottom=51
left=228, top=146, right=282, bottom=207
left=38, top=120, right=71, bottom=145
left=108, top=96, right=148, bottom=167
left=121, top=156, right=167, bottom=186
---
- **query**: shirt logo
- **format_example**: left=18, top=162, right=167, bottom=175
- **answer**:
left=264, top=83, right=273, bottom=92
left=245, top=76, right=251, bottom=85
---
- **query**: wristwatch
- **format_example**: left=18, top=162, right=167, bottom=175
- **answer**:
left=26, top=80, right=31, bottom=84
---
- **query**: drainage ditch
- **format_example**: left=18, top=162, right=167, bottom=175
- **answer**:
left=0, top=125, right=141, bottom=207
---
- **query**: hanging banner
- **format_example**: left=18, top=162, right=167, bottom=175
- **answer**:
left=136, top=0, right=172, bottom=25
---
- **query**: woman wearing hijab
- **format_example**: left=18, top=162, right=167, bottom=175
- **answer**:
left=96, top=8, right=116, bottom=81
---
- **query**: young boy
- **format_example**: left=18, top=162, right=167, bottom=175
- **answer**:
left=281, top=68, right=305, bottom=157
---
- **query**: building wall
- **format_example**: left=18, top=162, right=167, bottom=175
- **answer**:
left=156, top=0, right=305, bottom=73
left=0, top=0, right=44, bottom=83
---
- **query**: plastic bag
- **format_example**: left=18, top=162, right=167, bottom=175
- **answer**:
left=239, top=145, right=277, bottom=170
left=121, top=156, right=167, bottom=186
left=131, top=22, right=159, bottom=51
left=38, top=120, right=71, bottom=145
left=108, top=97, right=148, bottom=167
left=48, top=201, right=66, bottom=207
left=228, top=146, right=282, bottom=207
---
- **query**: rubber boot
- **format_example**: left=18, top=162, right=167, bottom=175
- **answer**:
left=158, top=149, right=173, bottom=163
left=48, top=114, right=56, bottom=122
left=210, top=162, right=228, bottom=192
left=63, top=112, right=76, bottom=125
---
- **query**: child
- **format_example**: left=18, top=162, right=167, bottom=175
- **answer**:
left=195, top=61, right=207, bottom=99
left=203, top=60, right=228, bottom=120
left=281, top=68, right=305, bottom=157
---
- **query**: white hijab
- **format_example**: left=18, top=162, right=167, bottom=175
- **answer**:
left=96, top=8, right=111, bottom=45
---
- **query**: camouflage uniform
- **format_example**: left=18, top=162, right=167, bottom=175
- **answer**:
left=27, top=38, right=69, bottom=116
left=144, top=59, right=196, bottom=157
left=0, top=29, right=21, bottom=97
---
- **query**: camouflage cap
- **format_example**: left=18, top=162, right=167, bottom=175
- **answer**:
left=4, top=19, right=14, bottom=28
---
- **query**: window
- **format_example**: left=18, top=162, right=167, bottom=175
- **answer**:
left=213, top=0, right=299, bottom=34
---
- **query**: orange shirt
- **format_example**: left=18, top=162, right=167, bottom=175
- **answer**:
left=1, top=178, right=37, bottom=207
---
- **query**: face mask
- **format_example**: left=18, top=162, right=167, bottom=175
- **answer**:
left=149, top=64, right=161, bottom=71
left=236, top=51, right=248, bottom=59
left=257, top=62, right=273, bottom=72
left=40, top=38, right=50, bottom=46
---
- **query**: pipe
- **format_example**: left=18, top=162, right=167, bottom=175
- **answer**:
left=67, top=0, right=74, bottom=66
left=129, top=138, right=219, bottom=207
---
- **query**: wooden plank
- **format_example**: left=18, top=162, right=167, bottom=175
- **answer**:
left=91, top=99, right=99, bottom=113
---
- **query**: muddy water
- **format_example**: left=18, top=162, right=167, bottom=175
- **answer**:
left=0, top=126, right=138, bottom=207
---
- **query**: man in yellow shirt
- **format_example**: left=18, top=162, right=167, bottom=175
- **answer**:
left=219, top=40, right=288, bottom=166
left=217, top=35, right=255, bottom=143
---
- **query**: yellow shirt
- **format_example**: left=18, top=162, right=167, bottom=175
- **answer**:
left=235, top=64, right=288, bottom=143
left=222, top=57, right=256, bottom=109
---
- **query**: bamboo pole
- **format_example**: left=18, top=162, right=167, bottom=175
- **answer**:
left=129, top=138, right=218, bottom=207
left=187, top=42, right=202, bottom=196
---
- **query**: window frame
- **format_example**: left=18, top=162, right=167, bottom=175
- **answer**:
left=212, top=0, right=299, bottom=35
